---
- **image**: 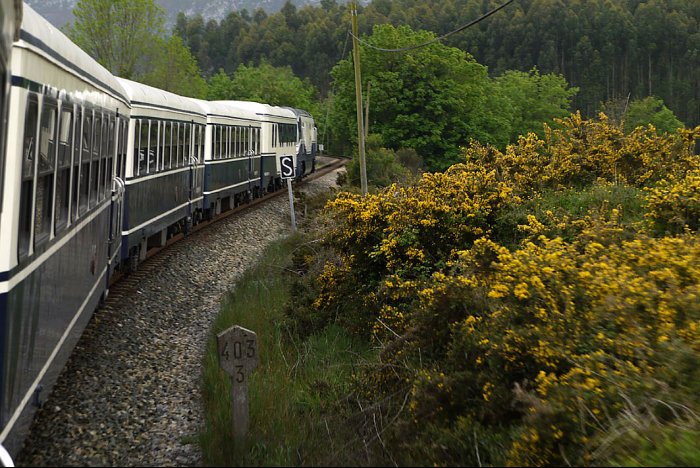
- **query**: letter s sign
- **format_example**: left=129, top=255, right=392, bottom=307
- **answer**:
left=280, top=155, right=295, bottom=179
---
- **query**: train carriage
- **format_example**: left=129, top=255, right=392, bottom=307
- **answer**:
left=0, top=0, right=20, bottom=217
left=116, top=78, right=207, bottom=271
left=0, top=4, right=130, bottom=455
left=284, top=107, right=318, bottom=179
left=195, top=100, right=262, bottom=218
left=222, top=101, right=301, bottom=191
left=0, top=3, right=321, bottom=456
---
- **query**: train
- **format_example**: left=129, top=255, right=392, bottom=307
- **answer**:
left=0, top=2, right=317, bottom=458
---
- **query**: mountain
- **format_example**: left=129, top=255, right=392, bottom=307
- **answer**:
left=24, top=0, right=332, bottom=31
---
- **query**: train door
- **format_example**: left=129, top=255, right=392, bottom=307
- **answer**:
left=188, top=123, right=204, bottom=228
left=107, top=115, right=126, bottom=281
left=246, top=125, right=254, bottom=197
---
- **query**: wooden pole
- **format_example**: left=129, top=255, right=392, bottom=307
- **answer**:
left=351, top=1, right=368, bottom=195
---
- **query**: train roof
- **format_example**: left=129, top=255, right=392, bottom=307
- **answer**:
left=282, top=107, right=314, bottom=119
left=220, top=101, right=297, bottom=121
left=16, top=4, right=129, bottom=104
left=116, top=77, right=206, bottom=119
left=194, top=99, right=261, bottom=124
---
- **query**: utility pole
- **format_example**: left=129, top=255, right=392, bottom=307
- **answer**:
left=351, top=1, right=368, bottom=195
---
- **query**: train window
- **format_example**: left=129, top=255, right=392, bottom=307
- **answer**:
left=242, top=126, right=249, bottom=157
left=55, top=107, right=73, bottom=233
left=222, top=126, right=227, bottom=159
left=18, top=94, right=39, bottom=258
left=191, top=125, right=198, bottom=163
left=182, top=123, right=190, bottom=166
left=192, top=125, right=200, bottom=163
left=35, top=99, right=58, bottom=246
left=225, top=126, right=231, bottom=159
left=90, top=114, right=102, bottom=205
left=236, top=126, right=241, bottom=157
left=137, top=120, right=147, bottom=176
left=71, top=108, right=82, bottom=222
left=220, top=126, right=226, bottom=159
left=162, top=121, right=171, bottom=170
left=233, top=126, right=238, bottom=158
left=148, top=120, right=158, bottom=173
left=214, top=125, right=220, bottom=159
left=217, top=125, right=223, bottom=159
left=98, top=115, right=108, bottom=201
left=280, top=123, right=296, bottom=145
left=117, top=118, right=127, bottom=180
left=200, top=125, right=206, bottom=161
left=105, top=117, right=115, bottom=197
left=80, top=113, right=92, bottom=215
left=209, top=126, right=214, bottom=159
left=173, top=122, right=180, bottom=168
left=234, top=126, right=240, bottom=158
left=133, top=119, right=140, bottom=176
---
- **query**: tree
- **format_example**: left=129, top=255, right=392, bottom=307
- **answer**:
left=624, top=96, right=684, bottom=134
left=493, top=67, right=578, bottom=141
left=228, top=61, right=317, bottom=112
left=65, top=0, right=165, bottom=79
left=140, top=35, right=208, bottom=99
left=207, top=69, right=234, bottom=100
left=330, top=24, right=499, bottom=171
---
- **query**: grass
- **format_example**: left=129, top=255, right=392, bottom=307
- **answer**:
left=199, top=233, right=372, bottom=466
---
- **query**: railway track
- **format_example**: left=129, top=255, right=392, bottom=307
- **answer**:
left=14, top=158, right=345, bottom=467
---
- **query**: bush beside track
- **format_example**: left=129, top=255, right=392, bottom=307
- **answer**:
left=204, top=114, right=700, bottom=466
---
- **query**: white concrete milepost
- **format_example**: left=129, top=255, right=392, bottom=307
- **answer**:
left=217, top=325, right=259, bottom=442
left=280, top=155, right=297, bottom=232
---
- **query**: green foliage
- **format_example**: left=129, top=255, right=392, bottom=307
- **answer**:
left=140, top=35, right=207, bottom=98
left=287, top=115, right=700, bottom=466
left=493, top=67, right=579, bottom=141
left=329, top=24, right=503, bottom=171
left=66, top=0, right=166, bottom=79
left=206, top=68, right=234, bottom=100
left=174, top=0, right=699, bottom=132
left=207, top=61, right=318, bottom=114
left=343, top=134, right=412, bottom=189
left=625, top=96, right=685, bottom=135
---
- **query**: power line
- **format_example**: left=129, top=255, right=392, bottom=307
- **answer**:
left=349, top=0, right=516, bottom=53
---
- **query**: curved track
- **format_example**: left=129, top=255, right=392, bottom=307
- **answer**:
left=14, top=158, right=345, bottom=467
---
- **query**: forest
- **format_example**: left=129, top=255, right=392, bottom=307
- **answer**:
left=173, top=0, right=699, bottom=129
left=67, top=0, right=698, bottom=171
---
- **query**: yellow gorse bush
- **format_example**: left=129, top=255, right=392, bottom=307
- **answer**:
left=302, top=115, right=700, bottom=465
left=646, top=169, right=700, bottom=235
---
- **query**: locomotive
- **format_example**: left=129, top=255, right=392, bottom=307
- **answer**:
left=0, top=3, right=317, bottom=457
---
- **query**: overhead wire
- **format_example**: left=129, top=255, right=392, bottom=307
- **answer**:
left=349, top=0, right=516, bottom=53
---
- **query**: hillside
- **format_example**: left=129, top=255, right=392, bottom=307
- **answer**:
left=24, top=0, right=336, bottom=30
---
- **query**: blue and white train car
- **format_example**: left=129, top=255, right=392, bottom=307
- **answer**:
left=284, top=107, right=317, bottom=178
left=223, top=101, right=301, bottom=190
left=0, top=4, right=130, bottom=455
left=0, top=0, right=20, bottom=217
left=195, top=100, right=262, bottom=218
left=116, top=78, right=206, bottom=270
